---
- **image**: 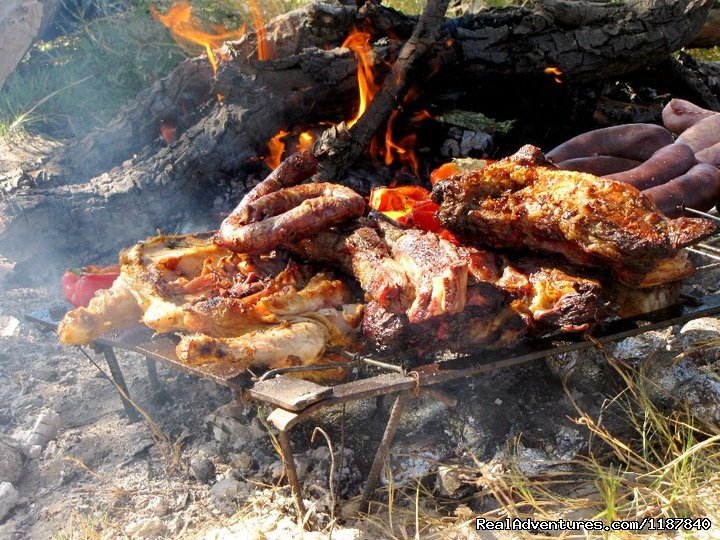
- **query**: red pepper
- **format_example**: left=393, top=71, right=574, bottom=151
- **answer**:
left=61, top=265, right=120, bottom=308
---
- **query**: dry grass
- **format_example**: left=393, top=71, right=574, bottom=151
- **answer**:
left=343, top=358, right=720, bottom=539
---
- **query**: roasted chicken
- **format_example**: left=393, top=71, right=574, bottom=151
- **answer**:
left=58, top=233, right=363, bottom=378
left=432, top=145, right=716, bottom=288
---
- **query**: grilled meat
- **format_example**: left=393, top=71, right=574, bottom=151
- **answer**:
left=178, top=305, right=364, bottom=381
left=432, top=145, right=716, bottom=288
left=361, top=285, right=525, bottom=357
left=292, top=217, right=469, bottom=323
left=58, top=233, right=363, bottom=379
left=497, top=257, right=607, bottom=333
left=290, top=223, right=413, bottom=314
left=57, top=273, right=143, bottom=345
left=376, top=220, right=468, bottom=323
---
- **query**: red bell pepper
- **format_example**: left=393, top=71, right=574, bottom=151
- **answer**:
left=61, top=265, right=120, bottom=308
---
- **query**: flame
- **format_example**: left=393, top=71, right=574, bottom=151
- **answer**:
left=248, top=0, right=272, bottom=60
left=264, top=130, right=315, bottom=169
left=297, top=131, right=315, bottom=153
left=265, top=130, right=288, bottom=169
left=159, top=119, right=177, bottom=145
left=411, top=109, right=433, bottom=123
left=384, top=110, right=419, bottom=178
left=342, top=29, right=378, bottom=128
left=544, top=66, right=563, bottom=84
left=152, top=1, right=246, bottom=75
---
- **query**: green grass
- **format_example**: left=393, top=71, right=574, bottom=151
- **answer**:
left=0, top=2, right=185, bottom=138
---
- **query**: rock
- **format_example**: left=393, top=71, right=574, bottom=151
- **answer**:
left=26, top=409, right=60, bottom=448
left=0, top=482, right=20, bottom=522
left=167, top=514, right=185, bottom=535
left=147, top=497, right=169, bottom=517
left=190, top=454, right=216, bottom=484
left=437, top=465, right=463, bottom=497
left=210, top=478, right=242, bottom=500
left=0, top=440, right=23, bottom=483
left=678, top=317, right=720, bottom=348
left=206, top=406, right=262, bottom=449
left=123, top=516, right=167, bottom=539
left=0, top=315, right=20, bottom=337
left=26, top=445, right=42, bottom=460
left=210, top=478, right=247, bottom=515
left=229, top=452, right=254, bottom=473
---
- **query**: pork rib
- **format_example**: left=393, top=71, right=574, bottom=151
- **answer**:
left=432, top=145, right=716, bottom=288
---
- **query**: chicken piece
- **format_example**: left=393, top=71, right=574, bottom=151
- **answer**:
left=432, top=145, right=716, bottom=288
left=177, top=304, right=364, bottom=380
left=58, top=274, right=142, bottom=345
left=59, top=233, right=356, bottom=343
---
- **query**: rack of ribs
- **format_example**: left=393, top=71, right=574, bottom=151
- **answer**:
left=431, top=145, right=716, bottom=288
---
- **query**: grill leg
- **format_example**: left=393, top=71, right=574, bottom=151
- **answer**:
left=100, top=346, right=140, bottom=423
left=144, top=357, right=168, bottom=403
left=145, top=357, right=161, bottom=390
left=358, top=391, right=410, bottom=514
left=277, top=429, right=307, bottom=517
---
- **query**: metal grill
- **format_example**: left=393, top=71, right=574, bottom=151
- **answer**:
left=25, top=210, right=720, bottom=516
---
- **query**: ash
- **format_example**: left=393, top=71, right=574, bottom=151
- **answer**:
left=2, top=262, right=720, bottom=538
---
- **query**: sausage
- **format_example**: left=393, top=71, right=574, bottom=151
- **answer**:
left=546, top=124, right=675, bottom=163
left=696, top=141, right=720, bottom=166
left=235, top=152, right=317, bottom=215
left=676, top=113, right=720, bottom=153
left=604, top=143, right=697, bottom=190
left=662, top=98, right=717, bottom=135
left=643, top=163, right=720, bottom=217
left=555, top=156, right=641, bottom=176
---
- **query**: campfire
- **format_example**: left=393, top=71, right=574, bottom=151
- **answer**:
left=7, top=0, right=720, bottom=531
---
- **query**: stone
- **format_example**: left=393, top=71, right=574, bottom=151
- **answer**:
left=123, top=516, right=167, bottom=539
left=0, top=482, right=20, bottom=522
left=189, top=455, right=216, bottom=484
left=167, top=514, right=185, bottom=535
left=25, top=409, right=60, bottom=448
left=229, top=452, right=254, bottom=473
left=147, top=497, right=169, bottom=517
left=0, top=440, right=23, bottom=483
left=0, top=315, right=20, bottom=337
left=210, top=478, right=242, bottom=501
left=437, top=466, right=464, bottom=497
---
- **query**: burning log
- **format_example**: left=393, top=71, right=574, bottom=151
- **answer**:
left=0, top=0, right=714, bottom=279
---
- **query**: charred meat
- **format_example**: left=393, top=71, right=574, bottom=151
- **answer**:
left=432, top=145, right=716, bottom=288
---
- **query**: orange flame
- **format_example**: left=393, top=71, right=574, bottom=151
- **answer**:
left=384, top=110, right=419, bottom=178
left=297, top=131, right=315, bottom=153
left=264, top=130, right=315, bottom=169
left=544, top=66, right=563, bottom=84
left=248, top=0, right=272, bottom=60
left=411, top=109, right=433, bottom=123
left=265, top=130, right=288, bottom=169
left=152, top=1, right=246, bottom=75
left=342, top=29, right=378, bottom=128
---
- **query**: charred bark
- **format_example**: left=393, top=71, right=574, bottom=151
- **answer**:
left=0, top=0, right=714, bottom=279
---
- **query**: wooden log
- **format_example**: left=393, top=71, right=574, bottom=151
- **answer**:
left=313, top=0, right=451, bottom=182
left=0, top=1, right=43, bottom=90
left=51, top=0, right=712, bottom=182
left=0, top=48, right=360, bottom=272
